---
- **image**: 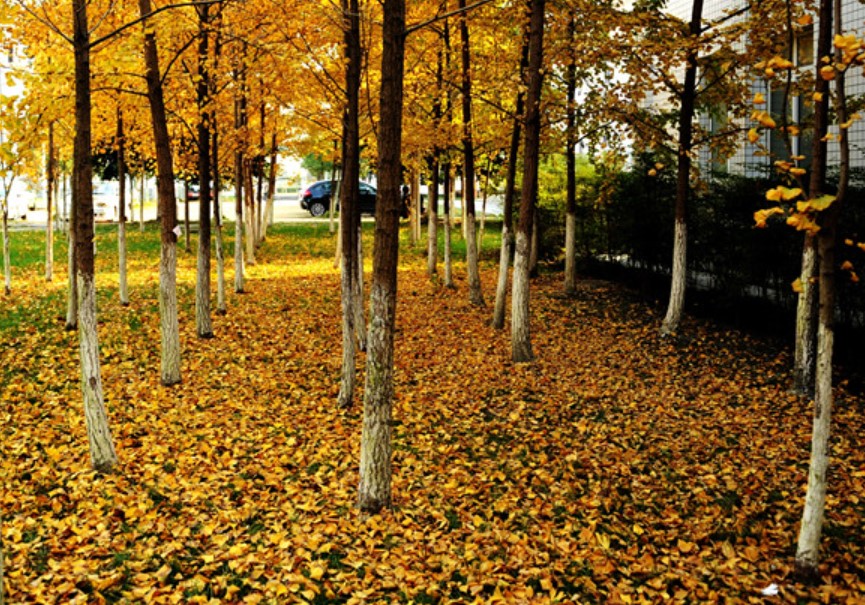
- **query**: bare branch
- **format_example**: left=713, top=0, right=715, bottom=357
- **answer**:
left=405, top=0, right=497, bottom=37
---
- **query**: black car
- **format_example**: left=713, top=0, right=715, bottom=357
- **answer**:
left=300, top=180, right=377, bottom=217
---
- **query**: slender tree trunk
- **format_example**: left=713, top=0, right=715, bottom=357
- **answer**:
left=355, top=221, right=367, bottom=351
left=660, top=0, right=703, bottom=336
left=139, top=172, right=145, bottom=232
left=442, top=162, right=454, bottom=287
left=213, top=130, right=227, bottom=315
left=244, top=158, right=257, bottom=264
left=46, top=121, right=55, bottom=282
left=234, top=94, right=245, bottom=293
left=117, top=109, right=129, bottom=306
left=264, top=131, right=277, bottom=233
left=66, top=206, right=77, bottom=330
left=529, top=206, right=539, bottom=277
left=477, top=156, right=491, bottom=251
left=795, top=0, right=840, bottom=575
left=183, top=181, right=191, bottom=253
left=195, top=4, right=214, bottom=339
left=427, top=155, right=439, bottom=278
left=2, top=206, right=9, bottom=295
left=458, top=0, right=484, bottom=306
left=73, top=0, right=119, bottom=471
left=338, top=0, right=362, bottom=409
left=256, top=99, right=265, bottom=246
left=140, top=0, right=181, bottom=385
left=493, top=35, right=528, bottom=330
left=793, top=0, right=831, bottom=397
left=511, top=0, right=545, bottom=362
left=358, top=0, right=404, bottom=513
left=563, top=11, right=578, bottom=296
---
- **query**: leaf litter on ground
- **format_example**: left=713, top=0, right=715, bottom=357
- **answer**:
left=1, top=227, right=864, bottom=604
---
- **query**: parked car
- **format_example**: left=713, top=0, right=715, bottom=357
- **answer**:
left=93, top=181, right=120, bottom=222
left=299, top=180, right=377, bottom=217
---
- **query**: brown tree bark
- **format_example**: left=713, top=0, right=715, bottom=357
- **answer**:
left=195, top=4, right=214, bottom=338
left=492, top=34, right=528, bottom=330
left=563, top=10, right=578, bottom=296
left=358, top=0, right=405, bottom=513
left=139, top=0, right=181, bottom=385
left=458, top=0, right=484, bottom=306
left=511, top=0, right=545, bottom=362
left=234, top=70, right=247, bottom=293
left=795, top=0, right=840, bottom=577
left=117, top=109, right=129, bottom=306
left=73, top=0, right=119, bottom=471
left=45, top=121, right=55, bottom=282
left=660, top=0, right=704, bottom=336
left=338, top=0, right=363, bottom=410
left=793, top=0, right=831, bottom=397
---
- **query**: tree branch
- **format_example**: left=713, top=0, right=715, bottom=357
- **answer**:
left=405, top=0, right=497, bottom=37
left=89, top=0, right=225, bottom=50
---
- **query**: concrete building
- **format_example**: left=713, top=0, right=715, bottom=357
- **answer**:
left=661, top=0, right=865, bottom=177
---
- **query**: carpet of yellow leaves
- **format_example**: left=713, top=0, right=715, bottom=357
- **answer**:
left=2, top=235, right=864, bottom=604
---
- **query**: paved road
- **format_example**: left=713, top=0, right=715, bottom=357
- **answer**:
left=8, top=193, right=503, bottom=231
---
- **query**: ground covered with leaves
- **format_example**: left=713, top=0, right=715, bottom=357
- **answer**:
left=2, top=225, right=864, bottom=604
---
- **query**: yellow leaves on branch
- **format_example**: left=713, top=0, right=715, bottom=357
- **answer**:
left=753, top=207, right=784, bottom=228
left=756, top=56, right=794, bottom=78
left=765, top=186, right=802, bottom=202
left=751, top=110, right=776, bottom=129
left=795, top=194, right=835, bottom=213
left=756, top=190, right=835, bottom=234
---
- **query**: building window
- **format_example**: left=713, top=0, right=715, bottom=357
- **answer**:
left=796, top=25, right=814, bottom=67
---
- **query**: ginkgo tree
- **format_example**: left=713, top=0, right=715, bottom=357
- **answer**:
left=608, top=0, right=776, bottom=336
left=750, top=0, right=864, bottom=576
left=0, top=94, right=41, bottom=295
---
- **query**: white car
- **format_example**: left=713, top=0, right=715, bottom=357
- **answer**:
left=93, top=181, right=121, bottom=222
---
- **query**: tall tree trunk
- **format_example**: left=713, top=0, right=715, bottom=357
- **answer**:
left=563, top=11, right=578, bottom=296
left=139, top=172, right=145, bottom=232
left=493, top=35, right=528, bottom=330
left=244, top=158, right=257, bottom=264
left=213, top=130, right=227, bottom=315
left=793, top=0, right=830, bottom=397
left=795, top=0, right=839, bottom=576
left=355, top=221, right=366, bottom=352
left=66, top=205, right=77, bottom=330
left=140, top=0, right=181, bottom=385
left=442, top=162, right=454, bottom=287
left=427, top=155, right=439, bottom=278
left=338, top=0, right=362, bottom=409
left=46, top=121, right=55, bottom=282
left=660, top=0, right=703, bottom=336
left=73, top=0, right=119, bottom=471
left=195, top=4, right=214, bottom=339
left=264, top=131, right=277, bottom=234
left=234, top=77, right=246, bottom=292
left=427, top=42, right=444, bottom=279
left=477, top=156, right=491, bottom=251
left=458, top=0, right=484, bottom=306
left=358, top=0, right=405, bottom=513
left=2, top=204, right=9, bottom=295
left=511, top=0, right=545, bottom=362
left=256, top=99, right=265, bottom=246
left=117, top=109, right=129, bottom=306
